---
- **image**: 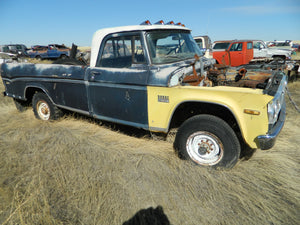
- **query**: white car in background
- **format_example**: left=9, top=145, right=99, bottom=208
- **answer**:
left=194, top=35, right=213, bottom=58
left=253, top=40, right=292, bottom=60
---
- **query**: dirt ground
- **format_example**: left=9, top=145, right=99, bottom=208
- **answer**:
left=0, top=79, right=299, bottom=224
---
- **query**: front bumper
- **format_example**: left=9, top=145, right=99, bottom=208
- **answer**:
left=257, top=102, right=286, bottom=150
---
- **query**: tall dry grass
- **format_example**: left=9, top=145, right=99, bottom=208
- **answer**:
left=0, top=80, right=299, bottom=225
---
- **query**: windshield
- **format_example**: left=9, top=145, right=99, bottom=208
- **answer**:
left=195, top=39, right=203, bottom=48
left=213, top=42, right=230, bottom=50
left=146, top=30, right=201, bottom=64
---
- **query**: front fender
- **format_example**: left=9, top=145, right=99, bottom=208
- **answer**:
left=147, top=85, right=272, bottom=148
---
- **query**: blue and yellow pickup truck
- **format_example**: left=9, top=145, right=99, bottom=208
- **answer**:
left=0, top=21, right=287, bottom=168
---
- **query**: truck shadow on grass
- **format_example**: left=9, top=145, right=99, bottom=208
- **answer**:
left=123, top=206, right=171, bottom=225
left=65, top=110, right=257, bottom=162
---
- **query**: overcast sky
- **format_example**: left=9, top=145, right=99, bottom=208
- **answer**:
left=0, top=0, right=299, bottom=47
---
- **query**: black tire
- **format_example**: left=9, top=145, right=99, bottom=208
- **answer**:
left=32, top=92, right=63, bottom=120
left=174, top=114, right=241, bottom=168
left=35, top=55, right=42, bottom=61
left=272, top=56, right=285, bottom=62
left=60, top=54, right=68, bottom=59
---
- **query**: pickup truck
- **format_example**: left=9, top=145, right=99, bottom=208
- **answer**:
left=0, top=44, right=29, bottom=58
left=253, top=40, right=292, bottom=60
left=0, top=20, right=287, bottom=168
left=213, top=40, right=292, bottom=67
left=28, top=44, right=70, bottom=60
left=193, top=35, right=213, bottom=58
left=212, top=40, right=253, bottom=66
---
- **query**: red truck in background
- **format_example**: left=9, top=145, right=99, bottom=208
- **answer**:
left=212, top=40, right=253, bottom=67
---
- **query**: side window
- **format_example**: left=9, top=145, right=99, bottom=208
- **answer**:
left=98, top=35, right=145, bottom=68
left=259, top=42, right=265, bottom=49
left=195, top=39, right=203, bottom=48
left=247, top=42, right=253, bottom=49
left=254, top=42, right=264, bottom=49
left=230, top=43, right=243, bottom=51
left=3, top=46, right=9, bottom=52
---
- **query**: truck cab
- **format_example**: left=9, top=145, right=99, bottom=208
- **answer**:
left=212, top=40, right=253, bottom=67
left=193, top=35, right=213, bottom=58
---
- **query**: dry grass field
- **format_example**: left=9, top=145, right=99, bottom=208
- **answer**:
left=0, top=78, right=299, bottom=224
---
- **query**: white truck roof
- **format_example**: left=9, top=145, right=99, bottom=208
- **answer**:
left=90, top=24, right=190, bottom=67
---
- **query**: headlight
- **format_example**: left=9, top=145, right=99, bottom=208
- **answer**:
left=267, top=72, right=287, bottom=126
left=267, top=100, right=277, bottom=125
left=267, top=92, right=284, bottom=125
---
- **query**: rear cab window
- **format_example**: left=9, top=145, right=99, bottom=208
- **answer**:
left=97, top=33, right=145, bottom=68
left=247, top=42, right=253, bottom=49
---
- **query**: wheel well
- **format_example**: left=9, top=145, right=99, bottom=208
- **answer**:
left=24, top=87, right=45, bottom=103
left=272, top=55, right=286, bottom=60
left=169, top=101, right=244, bottom=144
left=60, top=54, right=68, bottom=58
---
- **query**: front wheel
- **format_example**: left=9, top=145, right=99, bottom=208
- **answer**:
left=174, top=115, right=241, bottom=168
left=35, top=55, right=42, bottom=61
left=32, top=92, right=63, bottom=120
left=60, top=54, right=68, bottom=59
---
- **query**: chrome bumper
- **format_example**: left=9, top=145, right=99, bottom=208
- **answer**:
left=257, top=102, right=286, bottom=150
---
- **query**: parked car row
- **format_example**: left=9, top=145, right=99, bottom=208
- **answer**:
left=0, top=44, right=29, bottom=57
left=193, top=36, right=295, bottom=65
left=292, top=44, right=300, bottom=52
left=266, top=40, right=293, bottom=48
left=0, top=43, right=71, bottom=61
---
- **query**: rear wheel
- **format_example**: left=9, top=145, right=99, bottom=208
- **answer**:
left=60, top=54, right=68, bottom=59
left=174, top=114, right=241, bottom=168
left=35, top=55, right=42, bottom=61
left=32, top=92, right=63, bottom=120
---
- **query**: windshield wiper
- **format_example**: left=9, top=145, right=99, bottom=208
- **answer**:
left=163, top=55, right=181, bottom=59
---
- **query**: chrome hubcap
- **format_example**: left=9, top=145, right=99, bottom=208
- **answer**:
left=186, top=131, right=223, bottom=165
left=37, top=100, right=50, bottom=120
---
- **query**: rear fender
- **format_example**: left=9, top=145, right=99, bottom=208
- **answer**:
left=24, top=84, right=54, bottom=104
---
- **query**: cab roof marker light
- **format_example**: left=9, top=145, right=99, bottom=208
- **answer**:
left=155, top=20, right=164, bottom=25
left=176, top=22, right=185, bottom=27
left=140, top=20, right=151, bottom=25
left=166, top=21, right=175, bottom=25
left=140, top=20, right=185, bottom=26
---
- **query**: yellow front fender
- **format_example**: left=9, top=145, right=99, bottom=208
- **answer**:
left=147, top=85, right=273, bottom=149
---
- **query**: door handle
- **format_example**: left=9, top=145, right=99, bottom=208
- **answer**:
left=90, top=71, right=101, bottom=81
left=91, top=71, right=101, bottom=76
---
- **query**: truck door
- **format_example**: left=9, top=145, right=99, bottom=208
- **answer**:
left=253, top=41, right=267, bottom=58
left=245, top=42, right=253, bottom=63
left=229, top=42, right=244, bottom=66
left=87, top=33, right=149, bottom=129
left=229, top=42, right=253, bottom=66
left=47, top=45, right=58, bottom=58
